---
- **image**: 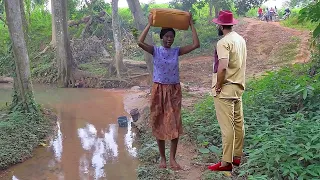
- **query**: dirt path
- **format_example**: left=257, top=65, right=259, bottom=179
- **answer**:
left=175, top=18, right=311, bottom=180
left=270, top=20, right=311, bottom=63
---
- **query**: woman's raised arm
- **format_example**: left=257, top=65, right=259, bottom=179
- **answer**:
left=137, top=14, right=154, bottom=55
left=179, top=14, right=200, bottom=56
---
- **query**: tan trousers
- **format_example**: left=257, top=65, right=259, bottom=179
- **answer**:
left=213, top=96, right=245, bottom=163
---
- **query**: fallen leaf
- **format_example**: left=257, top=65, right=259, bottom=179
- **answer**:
left=39, top=142, right=47, bottom=147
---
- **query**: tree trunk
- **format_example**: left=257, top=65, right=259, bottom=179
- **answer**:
left=126, top=0, right=154, bottom=79
left=214, top=5, right=219, bottom=18
left=209, top=0, right=213, bottom=18
left=50, top=0, right=56, bottom=46
left=19, top=0, right=28, bottom=37
left=53, top=0, right=73, bottom=87
left=111, top=0, right=126, bottom=78
left=17, top=0, right=28, bottom=99
left=5, top=0, right=36, bottom=112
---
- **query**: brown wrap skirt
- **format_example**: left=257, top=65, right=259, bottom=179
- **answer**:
left=150, top=83, right=183, bottom=140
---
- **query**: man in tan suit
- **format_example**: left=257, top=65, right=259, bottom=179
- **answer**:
left=209, top=10, right=247, bottom=172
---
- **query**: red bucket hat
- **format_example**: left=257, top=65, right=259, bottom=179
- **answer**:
left=212, top=10, right=238, bottom=25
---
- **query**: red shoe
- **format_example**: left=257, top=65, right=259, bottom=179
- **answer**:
left=208, top=162, right=232, bottom=171
left=233, top=157, right=241, bottom=166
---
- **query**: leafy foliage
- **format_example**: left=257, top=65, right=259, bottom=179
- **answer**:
left=69, top=0, right=110, bottom=20
left=281, top=10, right=317, bottom=31
left=169, top=0, right=233, bottom=17
left=299, top=1, right=320, bottom=39
left=169, top=0, right=201, bottom=13
left=235, top=0, right=266, bottom=15
left=288, top=0, right=313, bottom=8
left=0, top=109, right=52, bottom=169
left=245, top=7, right=258, bottom=18
left=0, top=0, right=4, bottom=15
left=208, top=0, right=233, bottom=17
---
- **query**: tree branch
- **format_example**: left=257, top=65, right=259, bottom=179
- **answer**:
left=191, top=161, right=213, bottom=166
left=81, top=16, right=93, bottom=39
left=68, top=11, right=106, bottom=27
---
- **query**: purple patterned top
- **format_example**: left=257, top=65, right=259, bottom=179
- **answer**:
left=153, top=46, right=180, bottom=84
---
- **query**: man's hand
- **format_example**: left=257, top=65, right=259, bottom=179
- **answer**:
left=216, top=86, right=222, bottom=94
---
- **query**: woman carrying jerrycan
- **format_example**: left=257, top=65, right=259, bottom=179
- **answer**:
left=137, top=10, right=200, bottom=170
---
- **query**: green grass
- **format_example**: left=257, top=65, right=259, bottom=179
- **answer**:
left=280, top=16, right=317, bottom=31
left=182, top=62, right=320, bottom=179
left=245, top=7, right=259, bottom=18
left=0, top=108, right=54, bottom=170
left=136, top=131, right=180, bottom=180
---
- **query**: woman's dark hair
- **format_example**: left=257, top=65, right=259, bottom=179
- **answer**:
left=160, top=28, right=176, bottom=39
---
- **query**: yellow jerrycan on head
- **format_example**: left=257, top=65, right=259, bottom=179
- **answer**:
left=150, top=8, right=191, bottom=30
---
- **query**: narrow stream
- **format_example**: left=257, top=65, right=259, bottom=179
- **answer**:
left=0, top=84, right=139, bottom=180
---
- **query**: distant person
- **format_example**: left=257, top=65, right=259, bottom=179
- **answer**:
left=284, top=8, right=291, bottom=19
left=264, top=8, right=270, bottom=22
left=270, top=7, right=275, bottom=21
left=258, top=7, right=263, bottom=18
left=209, top=10, right=247, bottom=172
left=137, top=13, right=200, bottom=170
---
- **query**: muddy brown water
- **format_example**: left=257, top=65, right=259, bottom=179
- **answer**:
left=0, top=84, right=139, bottom=180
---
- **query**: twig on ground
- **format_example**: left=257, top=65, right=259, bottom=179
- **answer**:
left=191, top=161, right=212, bottom=166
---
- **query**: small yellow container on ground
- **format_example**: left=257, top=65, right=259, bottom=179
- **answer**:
left=150, top=8, right=191, bottom=30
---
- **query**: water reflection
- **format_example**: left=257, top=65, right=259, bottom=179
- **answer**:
left=104, top=124, right=119, bottom=158
left=124, top=119, right=137, bottom=157
left=78, top=123, right=97, bottom=151
left=79, top=154, right=90, bottom=180
left=51, top=120, right=63, bottom=162
left=78, top=123, right=123, bottom=179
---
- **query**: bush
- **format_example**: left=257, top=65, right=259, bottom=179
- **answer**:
left=183, top=63, right=320, bottom=179
left=245, top=7, right=259, bottom=18
left=280, top=8, right=317, bottom=31
left=0, top=109, right=52, bottom=169
left=28, top=6, right=52, bottom=54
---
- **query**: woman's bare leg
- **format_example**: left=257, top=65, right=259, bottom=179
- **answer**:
left=170, top=138, right=182, bottom=170
left=157, top=139, right=166, bottom=168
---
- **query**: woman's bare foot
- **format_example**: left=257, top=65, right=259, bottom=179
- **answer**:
left=159, top=158, right=167, bottom=169
left=170, top=159, right=182, bottom=171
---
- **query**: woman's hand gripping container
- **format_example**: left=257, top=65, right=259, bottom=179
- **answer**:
left=117, top=116, right=128, bottom=127
left=150, top=8, right=191, bottom=30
